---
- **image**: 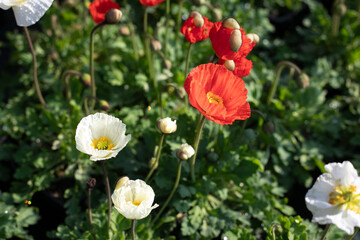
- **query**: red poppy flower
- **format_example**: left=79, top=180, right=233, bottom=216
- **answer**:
left=139, top=0, right=165, bottom=7
left=184, top=63, right=251, bottom=125
left=89, top=0, right=120, bottom=24
left=180, top=16, right=213, bottom=43
left=209, top=21, right=256, bottom=60
left=218, top=57, right=253, bottom=78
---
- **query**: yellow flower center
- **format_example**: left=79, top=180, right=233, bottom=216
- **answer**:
left=207, top=91, right=224, bottom=107
left=131, top=200, right=142, bottom=206
left=329, top=184, right=360, bottom=214
left=91, top=136, right=114, bottom=150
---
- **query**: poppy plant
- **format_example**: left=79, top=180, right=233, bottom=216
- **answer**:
left=89, top=0, right=120, bottom=24
left=209, top=19, right=256, bottom=60
left=218, top=57, right=253, bottom=78
left=184, top=63, right=251, bottom=125
left=139, top=0, right=165, bottom=7
left=180, top=11, right=214, bottom=44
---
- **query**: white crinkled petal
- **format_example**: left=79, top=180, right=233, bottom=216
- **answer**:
left=12, top=0, right=53, bottom=26
left=0, top=2, right=11, bottom=9
left=325, top=161, right=359, bottom=186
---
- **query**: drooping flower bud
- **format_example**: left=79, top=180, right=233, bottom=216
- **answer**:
left=99, top=100, right=110, bottom=111
left=222, top=17, right=240, bottom=30
left=81, top=73, right=91, bottom=87
left=229, top=29, right=242, bottom=52
left=176, top=143, right=195, bottom=160
left=151, top=40, right=162, bottom=52
left=189, top=11, right=204, bottom=28
left=148, top=157, right=158, bottom=169
left=164, top=59, right=172, bottom=70
left=246, top=33, right=260, bottom=44
left=224, top=60, right=235, bottom=71
left=87, top=178, right=97, bottom=189
left=120, top=26, right=130, bottom=36
left=298, top=73, right=310, bottom=88
left=115, top=176, right=130, bottom=190
left=105, top=9, right=122, bottom=24
left=157, top=117, right=177, bottom=134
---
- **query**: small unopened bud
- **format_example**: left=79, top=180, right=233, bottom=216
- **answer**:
left=99, top=100, right=110, bottom=111
left=246, top=33, right=260, bottom=44
left=298, top=73, right=310, bottom=88
left=81, top=73, right=91, bottom=87
left=262, top=120, right=275, bottom=135
left=164, top=59, right=172, bottom=70
left=115, top=176, right=130, bottom=190
left=222, top=18, right=240, bottom=30
left=120, top=26, right=130, bottom=36
left=176, top=143, right=195, bottom=161
left=87, top=178, right=97, bottom=189
left=337, top=3, right=347, bottom=16
left=175, top=87, right=186, bottom=99
left=105, top=9, right=122, bottom=24
left=229, top=29, right=242, bottom=53
left=193, top=15, right=204, bottom=28
left=157, top=117, right=177, bottom=134
left=151, top=40, right=162, bottom=52
left=190, top=11, right=202, bottom=18
left=149, top=157, right=158, bottom=169
left=213, top=8, right=222, bottom=21
left=224, top=60, right=235, bottom=71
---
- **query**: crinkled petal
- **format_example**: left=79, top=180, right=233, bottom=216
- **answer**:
left=11, top=0, right=53, bottom=26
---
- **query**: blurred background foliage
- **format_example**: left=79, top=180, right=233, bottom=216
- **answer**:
left=0, top=0, right=359, bottom=239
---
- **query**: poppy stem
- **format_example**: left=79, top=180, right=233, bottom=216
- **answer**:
left=143, top=7, right=156, bottom=90
left=153, top=160, right=184, bottom=223
left=266, top=60, right=302, bottom=106
left=62, top=70, right=83, bottom=112
left=190, top=114, right=206, bottom=182
left=90, top=22, right=106, bottom=111
left=184, top=43, right=193, bottom=79
left=86, top=178, right=97, bottom=240
left=175, top=0, right=184, bottom=44
left=131, top=219, right=136, bottom=240
left=164, top=0, right=170, bottom=58
left=101, top=161, right=111, bottom=240
left=347, top=228, right=359, bottom=240
left=145, top=133, right=166, bottom=182
left=23, top=27, right=47, bottom=109
left=320, top=224, right=332, bottom=240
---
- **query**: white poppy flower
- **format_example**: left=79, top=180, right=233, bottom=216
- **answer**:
left=176, top=143, right=195, bottom=160
left=157, top=117, right=177, bottom=134
left=75, top=113, right=131, bottom=161
left=0, top=0, right=54, bottom=27
left=111, top=179, right=159, bottom=220
left=305, top=161, right=360, bottom=235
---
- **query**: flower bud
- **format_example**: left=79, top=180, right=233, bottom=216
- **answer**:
left=81, top=73, right=91, bottom=87
left=190, top=11, right=202, bottom=18
left=176, top=143, right=195, bottom=160
left=246, top=33, right=260, bottom=44
left=99, top=100, right=110, bottom=111
left=148, top=157, right=158, bottom=169
left=157, top=117, right=177, bottom=134
left=105, top=9, right=122, bottom=24
left=115, top=176, right=130, bottom=190
left=163, top=59, right=172, bottom=70
left=222, top=17, right=240, bottom=30
left=193, top=15, right=205, bottom=28
left=151, top=40, right=162, bottom=52
left=224, top=60, right=235, bottom=71
left=262, top=120, right=275, bottom=135
left=298, top=73, right=310, bottom=88
left=120, top=26, right=130, bottom=36
left=87, top=178, right=97, bottom=189
left=337, top=3, right=347, bottom=16
left=229, top=29, right=242, bottom=53
left=213, top=8, right=222, bottom=21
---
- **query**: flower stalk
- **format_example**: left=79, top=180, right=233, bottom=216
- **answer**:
left=320, top=224, right=332, bottom=240
left=101, top=161, right=111, bottom=240
left=164, top=0, right=170, bottom=58
left=266, top=60, right=303, bottom=105
left=145, top=133, right=165, bottom=182
left=23, top=27, right=47, bottom=109
left=131, top=219, right=136, bottom=240
left=347, top=227, right=359, bottom=240
left=190, top=114, right=206, bottom=182
left=86, top=178, right=97, bottom=240
left=153, top=159, right=184, bottom=223
left=143, top=7, right=156, bottom=89
left=90, top=22, right=106, bottom=110
left=62, top=70, right=83, bottom=109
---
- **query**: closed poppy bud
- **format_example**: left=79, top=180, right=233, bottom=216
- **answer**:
left=120, top=26, right=130, bottom=36
left=164, top=59, right=172, bottom=70
left=176, top=143, right=195, bottom=160
left=105, top=8, right=122, bottom=24
left=298, top=73, right=310, bottom=88
left=246, top=33, right=260, bottom=44
left=210, top=20, right=255, bottom=60
left=149, top=157, right=158, bottom=169
left=262, top=119, right=275, bottom=135
left=151, top=40, right=162, bottom=51
left=99, top=100, right=110, bottom=111
left=218, top=57, right=253, bottom=78
left=81, top=73, right=91, bottom=87
left=224, top=60, right=235, bottom=71
left=115, top=176, right=130, bottom=190
left=157, top=117, right=177, bottom=134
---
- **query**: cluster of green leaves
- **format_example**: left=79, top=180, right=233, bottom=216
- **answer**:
left=0, top=0, right=359, bottom=239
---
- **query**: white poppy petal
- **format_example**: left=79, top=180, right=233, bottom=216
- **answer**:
left=12, top=0, right=53, bottom=26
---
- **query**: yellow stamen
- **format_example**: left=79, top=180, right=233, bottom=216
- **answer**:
left=328, top=184, right=360, bottom=214
left=132, top=200, right=142, bottom=206
left=91, top=136, right=114, bottom=150
left=9, top=0, right=27, bottom=5
left=207, top=91, right=224, bottom=107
